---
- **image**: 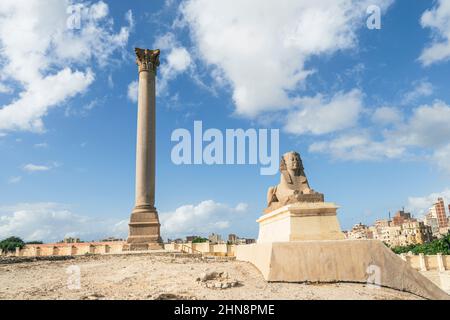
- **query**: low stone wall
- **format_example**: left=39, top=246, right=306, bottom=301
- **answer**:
left=4, top=241, right=126, bottom=257
left=399, top=253, right=449, bottom=272
left=3, top=241, right=448, bottom=270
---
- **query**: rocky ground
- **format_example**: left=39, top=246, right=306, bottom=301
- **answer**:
left=0, top=252, right=422, bottom=300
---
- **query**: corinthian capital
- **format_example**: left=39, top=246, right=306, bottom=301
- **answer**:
left=135, top=48, right=160, bottom=74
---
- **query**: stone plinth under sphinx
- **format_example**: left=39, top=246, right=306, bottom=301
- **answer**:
left=257, top=202, right=345, bottom=242
left=124, top=48, right=163, bottom=251
left=258, top=151, right=345, bottom=243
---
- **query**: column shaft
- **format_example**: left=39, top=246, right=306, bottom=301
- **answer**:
left=135, top=70, right=156, bottom=208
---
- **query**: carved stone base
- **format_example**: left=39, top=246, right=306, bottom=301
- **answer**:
left=257, top=202, right=345, bottom=243
left=125, top=205, right=163, bottom=250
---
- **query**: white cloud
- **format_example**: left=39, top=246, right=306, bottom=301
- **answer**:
left=153, top=33, right=192, bottom=95
left=406, top=189, right=450, bottom=217
left=160, top=200, right=248, bottom=239
left=0, top=69, right=94, bottom=132
left=0, top=83, right=13, bottom=94
left=0, top=0, right=132, bottom=133
left=419, top=0, right=450, bottom=66
left=389, top=100, right=450, bottom=148
left=22, top=163, right=51, bottom=172
left=34, top=142, right=49, bottom=148
left=285, top=89, right=363, bottom=135
left=371, top=106, right=402, bottom=125
left=309, top=131, right=405, bottom=161
left=402, top=80, right=434, bottom=104
left=7, top=176, right=22, bottom=184
left=432, top=144, right=450, bottom=173
left=0, top=203, right=126, bottom=242
left=166, top=47, right=192, bottom=72
left=127, top=80, right=138, bottom=103
left=180, top=0, right=392, bottom=117
left=310, top=100, right=450, bottom=172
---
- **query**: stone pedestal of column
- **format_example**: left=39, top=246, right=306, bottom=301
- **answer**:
left=126, top=205, right=162, bottom=250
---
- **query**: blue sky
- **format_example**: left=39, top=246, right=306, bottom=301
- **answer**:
left=1, top=0, right=450, bottom=242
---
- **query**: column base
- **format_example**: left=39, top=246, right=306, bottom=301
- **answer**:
left=125, top=205, right=163, bottom=251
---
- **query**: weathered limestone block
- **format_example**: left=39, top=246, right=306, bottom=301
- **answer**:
left=258, top=202, right=345, bottom=242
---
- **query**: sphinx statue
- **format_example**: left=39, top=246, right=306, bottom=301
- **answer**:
left=265, top=151, right=324, bottom=212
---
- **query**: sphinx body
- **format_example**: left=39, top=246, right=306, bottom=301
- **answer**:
left=265, top=151, right=324, bottom=212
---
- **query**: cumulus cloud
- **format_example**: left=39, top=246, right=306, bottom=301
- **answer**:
left=179, top=0, right=392, bottom=117
left=0, top=203, right=127, bottom=242
left=7, top=176, right=22, bottom=184
left=389, top=100, right=450, bottom=148
left=33, top=142, right=49, bottom=149
left=127, top=80, right=138, bottom=103
left=153, top=32, right=192, bottom=95
left=402, top=80, right=434, bottom=104
left=0, top=83, right=13, bottom=94
left=371, top=106, right=403, bottom=125
left=285, top=89, right=363, bottom=135
left=406, top=189, right=450, bottom=217
left=22, top=164, right=52, bottom=172
left=309, top=131, right=405, bottom=161
left=160, top=200, right=249, bottom=239
left=432, top=143, right=450, bottom=173
left=0, top=0, right=133, bottom=133
left=419, top=0, right=450, bottom=66
left=310, top=100, right=450, bottom=172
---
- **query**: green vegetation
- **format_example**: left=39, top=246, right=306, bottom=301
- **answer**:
left=391, top=233, right=450, bottom=255
left=0, top=236, right=25, bottom=252
left=26, top=241, right=43, bottom=245
left=191, top=237, right=208, bottom=243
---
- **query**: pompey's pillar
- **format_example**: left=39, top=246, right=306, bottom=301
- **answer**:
left=126, top=48, right=163, bottom=250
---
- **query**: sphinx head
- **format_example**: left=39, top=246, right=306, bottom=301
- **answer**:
left=280, top=151, right=304, bottom=175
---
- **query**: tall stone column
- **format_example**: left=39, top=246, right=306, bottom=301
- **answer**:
left=126, top=48, right=163, bottom=250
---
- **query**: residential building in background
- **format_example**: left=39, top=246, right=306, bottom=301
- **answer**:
left=392, top=209, right=414, bottom=226
left=62, top=237, right=80, bottom=243
left=424, top=214, right=440, bottom=237
left=434, top=198, right=448, bottom=228
left=379, top=225, right=402, bottom=247
left=228, top=234, right=237, bottom=244
left=345, top=206, right=435, bottom=247
left=208, top=233, right=223, bottom=244
left=399, top=221, right=432, bottom=245
left=426, top=198, right=449, bottom=237
left=347, top=223, right=373, bottom=240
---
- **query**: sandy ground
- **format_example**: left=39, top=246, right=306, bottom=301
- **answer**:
left=0, top=252, right=422, bottom=300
